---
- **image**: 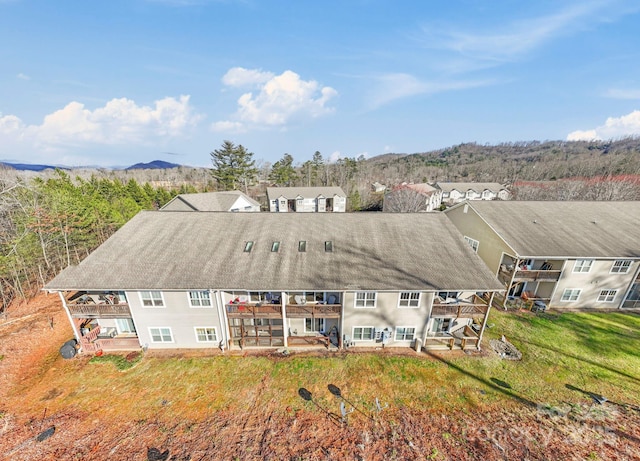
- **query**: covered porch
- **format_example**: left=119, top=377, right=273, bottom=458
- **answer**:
left=66, top=291, right=140, bottom=353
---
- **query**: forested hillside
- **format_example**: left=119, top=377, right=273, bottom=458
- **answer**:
left=0, top=170, right=188, bottom=311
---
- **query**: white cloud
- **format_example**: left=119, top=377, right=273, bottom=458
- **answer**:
left=421, top=2, right=635, bottom=70
left=605, top=88, right=640, bottom=100
left=222, top=67, right=274, bottom=88
left=0, top=95, right=202, bottom=151
left=567, top=110, right=640, bottom=141
left=213, top=68, right=337, bottom=132
left=367, top=73, right=494, bottom=109
left=211, top=120, right=245, bottom=133
left=17, top=73, right=30, bottom=80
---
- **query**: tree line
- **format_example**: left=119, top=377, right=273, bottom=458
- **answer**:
left=0, top=170, right=184, bottom=312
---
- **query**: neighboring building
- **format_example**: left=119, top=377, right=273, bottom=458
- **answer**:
left=437, top=182, right=510, bottom=206
left=371, top=182, right=387, bottom=193
left=161, top=191, right=261, bottom=212
left=267, top=187, right=347, bottom=212
left=383, top=183, right=442, bottom=212
left=45, top=212, right=504, bottom=354
left=444, top=201, right=640, bottom=310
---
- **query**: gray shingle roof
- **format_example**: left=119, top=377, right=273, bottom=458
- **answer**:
left=161, top=191, right=260, bottom=211
left=267, top=186, right=346, bottom=200
left=466, top=201, right=640, bottom=258
left=45, top=211, right=503, bottom=292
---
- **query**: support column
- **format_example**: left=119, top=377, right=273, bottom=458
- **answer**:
left=281, top=291, right=288, bottom=347
left=477, top=292, right=495, bottom=349
left=58, top=291, right=81, bottom=345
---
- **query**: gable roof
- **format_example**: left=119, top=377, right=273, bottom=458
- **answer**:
left=461, top=201, right=640, bottom=258
left=45, top=211, right=503, bottom=293
left=394, top=183, right=438, bottom=196
left=161, top=191, right=260, bottom=212
left=437, top=182, right=507, bottom=193
left=267, top=186, right=346, bottom=200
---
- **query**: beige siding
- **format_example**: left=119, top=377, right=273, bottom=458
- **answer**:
left=342, top=291, right=433, bottom=347
left=552, top=259, right=638, bottom=309
left=445, top=205, right=515, bottom=274
left=128, top=290, right=224, bottom=349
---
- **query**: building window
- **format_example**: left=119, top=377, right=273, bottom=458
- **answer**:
left=305, top=318, right=325, bottom=333
left=611, top=260, right=632, bottom=274
left=573, top=259, right=593, bottom=273
left=395, top=327, right=416, bottom=341
left=149, top=327, right=173, bottom=343
left=271, top=241, right=280, bottom=252
left=298, top=241, right=306, bottom=252
left=464, top=236, right=479, bottom=253
left=140, top=291, right=164, bottom=307
left=325, top=241, right=333, bottom=252
left=597, top=290, right=617, bottom=303
left=353, top=326, right=374, bottom=341
left=355, top=291, right=376, bottom=308
left=561, top=289, right=581, bottom=302
left=244, top=241, right=254, bottom=252
left=398, top=292, right=420, bottom=308
left=195, top=327, right=218, bottom=343
left=189, top=291, right=212, bottom=307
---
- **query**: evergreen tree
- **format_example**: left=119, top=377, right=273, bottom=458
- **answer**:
left=210, top=140, right=258, bottom=192
left=269, top=153, right=297, bottom=186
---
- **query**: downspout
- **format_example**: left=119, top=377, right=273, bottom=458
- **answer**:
left=477, top=292, right=495, bottom=350
left=422, top=292, right=434, bottom=352
left=281, top=291, right=288, bottom=347
left=217, top=290, right=230, bottom=350
left=214, top=290, right=227, bottom=352
left=58, top=291, right=81, bottom=346
left=339, top=291, right=346, bottom=349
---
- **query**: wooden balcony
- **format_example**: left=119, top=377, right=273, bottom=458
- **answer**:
left=500, top=267, right=562, bottom=283
left=68, top=303, right=132, bottom=319
left=226, top=303, right=282, bottom=318
left=77, top=325, right=140, bottom=353
left=431, top=295, right=489, bottom=318
left=286, top=304, right=341, bottom=318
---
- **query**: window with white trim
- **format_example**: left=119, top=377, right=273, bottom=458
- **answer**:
left=597, top=290, right=617, bottom=303
left=195, top=327, right=218, bottom=343
left=573, top=259, right=593, bottom=273
left=352, top=326, right=374, bottom=341
left=398, top=292, right=420, bottom=308
left=464, top=236, right=479, bottom=253
left=149, top=327, right=173, bottom=343
left=189, top=291, right=212, bottom=307
left=561, top=289, right=581, bottom=302
left=611, top=260, right=632, bottom=274
left=395, top=327, right=416, bottom=341
left=140, top=291, right=164, bottom=307
left=355, top=291, right=376, bottom=308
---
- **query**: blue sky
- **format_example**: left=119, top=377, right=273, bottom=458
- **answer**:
left=1, top=0, right=640, bottom=168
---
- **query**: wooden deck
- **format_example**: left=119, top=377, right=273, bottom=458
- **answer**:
left=500, top=268, right=562, bottom=282
left=431, top=295, right=488, bottom=318
left=68, top=303, right=132, bottom=319
left=226, top=303, right=342, bottom=319
left=286, top=304, right=341, bottom=318
left=226, top=304, right=282, bottom=318
left=424, top=326, right=480, bottom=350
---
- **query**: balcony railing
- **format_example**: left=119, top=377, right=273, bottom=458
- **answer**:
left=431, top=295, right=489, bottom=318
left=500, top=266, right=562, bottom=283
left=286, top=304, right=341, bottom=318
left=68, top=303, right=132, bottom=319
left=81, top=337, right=140, bottom=353
left=226, top=303, right=282, bottom=317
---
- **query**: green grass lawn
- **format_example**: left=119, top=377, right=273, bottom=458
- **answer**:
left=15, top=309, right=640, bottom=421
